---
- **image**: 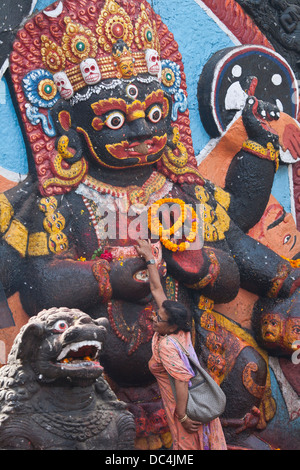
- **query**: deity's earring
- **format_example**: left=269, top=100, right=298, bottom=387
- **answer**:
left=42, top=103, right=88, bottom=191
left=163, top=126, right=188, bottom=170
left=52, top=101, right=85, bottom=164
left=43, top=134, right=88, bottom=191
left=161, top=126, right=202, bottom=181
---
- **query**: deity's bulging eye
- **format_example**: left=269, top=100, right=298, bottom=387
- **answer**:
left=126, top=83, right=138, bottom=100
left=105, top=111, right=125, bottom=130
left=52, top=320, right=69, bottom=333
left=147, top=105, right=162, bottom=123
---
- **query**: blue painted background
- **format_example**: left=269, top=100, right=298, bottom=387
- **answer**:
left=0, top=0, right=291, bottom=210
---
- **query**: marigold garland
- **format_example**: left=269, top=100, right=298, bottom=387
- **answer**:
left=148, top=197, right=198, bottom=252
left=281, top=256, right=300, bottom=268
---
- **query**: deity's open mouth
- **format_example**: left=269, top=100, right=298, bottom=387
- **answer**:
left=106, top=134, right=167, bottom=161
left=56, top=340, right=103, bottom=369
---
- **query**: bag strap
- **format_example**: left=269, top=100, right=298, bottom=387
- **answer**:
left=168, top=335, right=203, bottom=373
left=168, top=335, right=190, bottom=357
left=158, top=335, right=201, bottom=376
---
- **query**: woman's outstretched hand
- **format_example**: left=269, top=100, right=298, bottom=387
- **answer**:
left=135, top=239, right=153, bottom=261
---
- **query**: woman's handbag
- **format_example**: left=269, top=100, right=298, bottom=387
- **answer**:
left=167, top=336, right=226, bottom=424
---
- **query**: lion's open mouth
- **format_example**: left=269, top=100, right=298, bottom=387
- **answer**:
left=56, top=340, right=103, bottom=368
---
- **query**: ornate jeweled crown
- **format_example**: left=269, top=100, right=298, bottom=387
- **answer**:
left=39, top=0, right=160, bottom=96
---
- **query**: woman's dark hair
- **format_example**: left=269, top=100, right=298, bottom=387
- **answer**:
left=162, top=300, right=191, bottom=332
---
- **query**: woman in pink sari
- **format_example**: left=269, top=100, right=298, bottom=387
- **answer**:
left=136, top=240, right=227, bottom=450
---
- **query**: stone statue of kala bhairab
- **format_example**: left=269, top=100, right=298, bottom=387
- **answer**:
left=1, top=0, right=300, bottom=449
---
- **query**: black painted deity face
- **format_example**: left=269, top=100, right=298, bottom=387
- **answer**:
left=67, top=78, right=172, bottom=169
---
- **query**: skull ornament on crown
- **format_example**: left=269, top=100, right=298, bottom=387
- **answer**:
left=80, top=58, right=101, bottom=85
left=145, top=48, right=162, bottom=78
left=53, top=71, right=74, bottom=99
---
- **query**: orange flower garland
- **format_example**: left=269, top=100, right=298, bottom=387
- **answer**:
left=148, top=198, right=198, bottom=252
left=281, top=256, right=300, bottom=268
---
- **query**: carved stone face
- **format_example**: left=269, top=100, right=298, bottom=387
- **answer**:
left=19, top=308, right=109, bottom=385
left=283, top=317, right=300, bottom=352
left=68, top=78, right=171, bottom=169
left=80, top=58, right=101, bottom=85
left=49, top=232, right=69, bottom=253
left=252, top=203, right=300, bottom=260
left=261, top=313, right=282, bottom=344
left=145, top=49, right=161, bottom=78
left=43, top=212, right=66, bottom=233
left=118, top=57, right=135, bottom=79
left=53, top=71, right=74, bottom=100
left=253, top=288, right=300, bottom=355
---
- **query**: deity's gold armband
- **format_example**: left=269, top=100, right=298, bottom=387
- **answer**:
left=242, top=140, right=279, bottom=171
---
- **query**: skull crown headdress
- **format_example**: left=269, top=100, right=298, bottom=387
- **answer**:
left=10, top=0, right=199, bottom=195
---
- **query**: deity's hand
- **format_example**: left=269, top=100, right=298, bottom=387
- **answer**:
left=274, top=116, right=300, bottom=161
left=242, top=96, right=280, bottom=149
left=109, top=257, right=151, bottom=302
left=235, top=406, right=261, bottom=434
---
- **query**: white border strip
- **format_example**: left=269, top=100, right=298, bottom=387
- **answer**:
left=288, top=163, right=297, bottom=222
left=28, top=0, right=38, bottom=17
left=0, top=166, right=27, bottom=183
left=0, top=58, right=9, bottom=82
left=193, top=0, right=241, bottom=46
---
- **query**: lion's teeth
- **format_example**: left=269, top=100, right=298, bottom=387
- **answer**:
left=57, top=340, right=102, bottom=361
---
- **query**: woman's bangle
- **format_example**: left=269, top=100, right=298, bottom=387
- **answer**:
left=178, top=414, right=188, bottom=423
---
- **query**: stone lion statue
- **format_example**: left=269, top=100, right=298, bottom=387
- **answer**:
left=0, top=307, right=136, bottom=450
